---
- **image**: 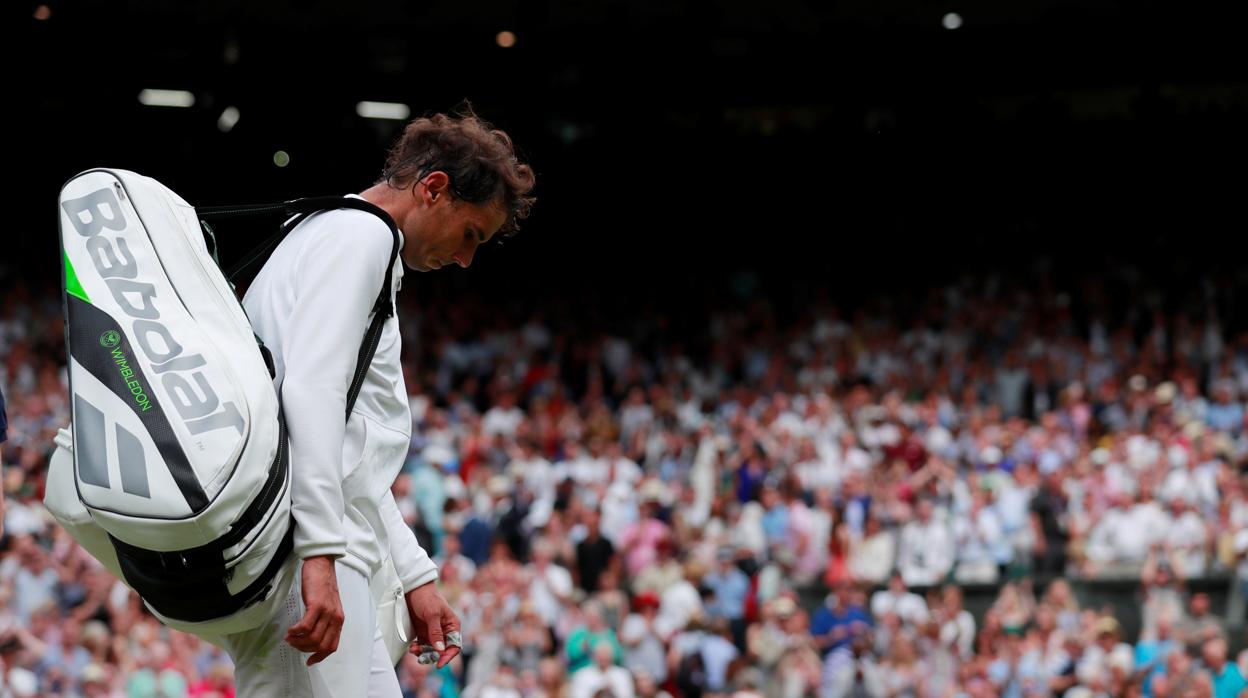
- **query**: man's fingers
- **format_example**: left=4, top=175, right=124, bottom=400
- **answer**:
left=305, top=632, right=338, bottom=666
left=435, top=607, right=463, bottom=667
left=324, top=622, right=341, bottom=656
left=312, top=607, right=343, bottom=656
left=411, top=644, right=459, bottom=667
left=410, top=617, right=429, bottom=648
left=444, top=613, right=462, bottom=640
left=286, top=628, right=322, bottom=653
left=306, top=619, right=330, bottom=653
left=296, top=617, right=341, bottom=664
left=286, top=607, right=319, bottom=639
left=435, top=646, right=461, bottom=669
left=412, top=645, right=440, bottom=665
left=406, top=590, right=461, bottom=667
left=287, top=601, right=338, bottom=640
left=424, top=613, right=445, bottom=652
left=285, top=612, right=321, bottom=652
left=286, top=604, right=342, bottom=653
left=435, top=617, right=462, bottom=668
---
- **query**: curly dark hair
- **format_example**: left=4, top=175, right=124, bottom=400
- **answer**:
left=377, top=105, right=536, bottom=238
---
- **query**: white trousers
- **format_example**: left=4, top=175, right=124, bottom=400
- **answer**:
left=210, top=559, right=402, bottom=698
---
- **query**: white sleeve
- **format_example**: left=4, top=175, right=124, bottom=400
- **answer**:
left=380, top=491, right=439, bottom=591
left=281, top=213, right=393, bottom=560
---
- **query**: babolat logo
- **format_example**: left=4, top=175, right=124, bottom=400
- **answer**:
left=62, top=184, right=244, bottom=436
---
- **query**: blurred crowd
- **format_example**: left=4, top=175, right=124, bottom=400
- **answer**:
left=5, top=264, right=1248, bottom=697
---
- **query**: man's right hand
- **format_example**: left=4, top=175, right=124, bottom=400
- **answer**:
left=285, top=556, right=345, bottom=666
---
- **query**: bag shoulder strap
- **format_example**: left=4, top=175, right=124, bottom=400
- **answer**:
left=198, top=197, right=401, bottom=418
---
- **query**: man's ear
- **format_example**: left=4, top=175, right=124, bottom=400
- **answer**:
left=422, top=171, right=451, bottom=203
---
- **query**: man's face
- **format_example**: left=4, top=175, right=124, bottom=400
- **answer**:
left=1097, top=632, right=1116, bottom=650
left=398, top=178, right=508, bottom=272
left=917, top=500, right=934, bottom=522
left=1191, top=593, right=1210, bottom=616
left=593, top=643, right=613, bottom=668
left=1203, top=639, right=1226, bottom=667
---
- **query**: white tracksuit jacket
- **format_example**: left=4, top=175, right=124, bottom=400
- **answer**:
left=241, top=195, right=437, bottom=592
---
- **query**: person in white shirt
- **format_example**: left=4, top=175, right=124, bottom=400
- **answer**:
left=1075, top=617, right=1135, bottom=688
left=1164, top=497, right=1209, bottom=577
left=226, top=110, right=536, bottom=697
left=934, top=585, right=976, bottom=660
left=570, top=642, right=635, bottom=698
left=509, top=438, right=557, bottom=506
left=896, top=499, right=954, bottom=587
left=793, top=437, right=840, bottom=494
left=604, top=441, right=644, bottom=489
left=619, top=386, right=655, bottom=442
left=564, top=440, right=608, bottom=487
left=952, top=492, right=1007, bottom=584
left=870, top=572, right=929, bottom=627
left=850, top=516, right=895, bottom=587
left=482, top=391, right=525, bottom=438
left=526, top=539, right=574, bottom=629
left=1085, top=491, right=1167, bottom=572
left=654, top=562, right=706, bottom=640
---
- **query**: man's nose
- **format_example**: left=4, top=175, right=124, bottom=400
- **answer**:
left=454, top=245, right=476, bottom=268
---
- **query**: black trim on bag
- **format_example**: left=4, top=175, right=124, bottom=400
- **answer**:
left=216, top=411, right=288, bottom=555
left=112, top=516, right=294, bottom=623
left=109, top=416, right=292, bottom=622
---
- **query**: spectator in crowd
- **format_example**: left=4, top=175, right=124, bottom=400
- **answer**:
left=700, top=547, right=750, bottom=652
left=565, top=601, right=623, bottom=675
left=897, top=498, right=955, bottom=587
left=870, top=572, right=929, bottom=628
left=849, top=515, right=895, bottom=587
left=568, top=642, right=634, bottom=698
left=811, top=583, right=872, bottom=659
left=1203, top=635, right=1247, bottom=698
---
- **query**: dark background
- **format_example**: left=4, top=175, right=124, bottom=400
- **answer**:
left=10, top=0, right=1248, bottom=317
